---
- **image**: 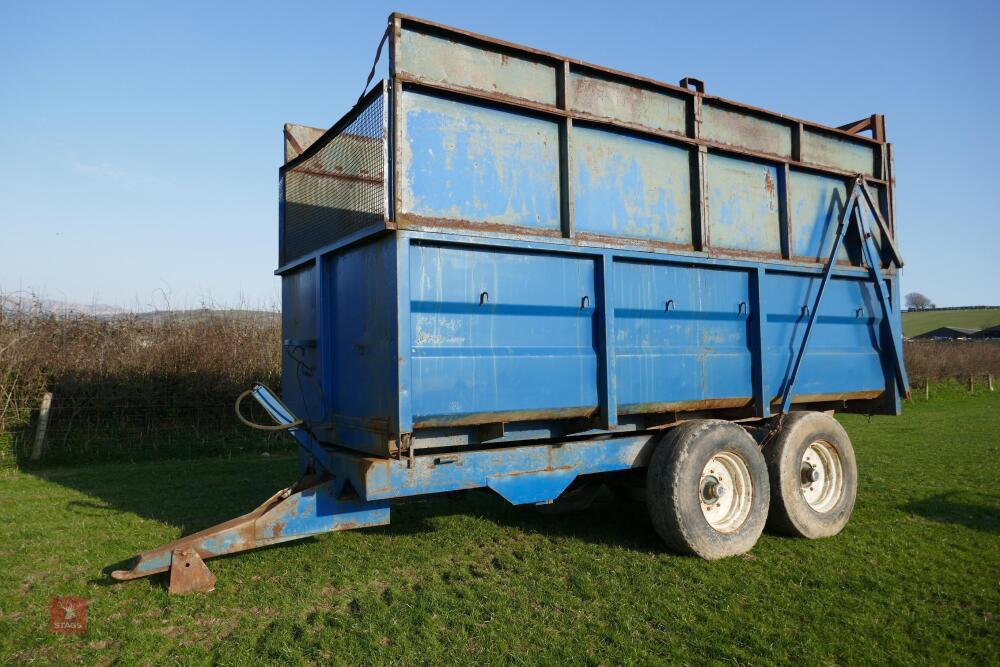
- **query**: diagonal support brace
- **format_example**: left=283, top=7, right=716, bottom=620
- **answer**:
left=779, top=176, right=909, bottom=414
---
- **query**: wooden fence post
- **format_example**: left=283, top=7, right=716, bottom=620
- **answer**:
left=925, top=380, right=930, bottom=401
left=30, top=392, right=53, bottom=461
left=969, top=375, right=975, bottom=393
left=989, top=374, right=995, bottom=392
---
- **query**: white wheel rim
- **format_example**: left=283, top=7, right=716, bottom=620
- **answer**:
left=699, top=451, right=753, bottom=533
left=800, top=440, right=844, bottom=513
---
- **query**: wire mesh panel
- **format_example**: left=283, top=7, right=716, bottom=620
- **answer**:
left=281, top=83, right=387, bottom=265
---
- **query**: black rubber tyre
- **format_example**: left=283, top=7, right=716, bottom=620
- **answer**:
left=534, top=477, right=602, bottom=515
left=763, top=411, right=857, bottom=538
left=647, top=420, right=769, bottom=560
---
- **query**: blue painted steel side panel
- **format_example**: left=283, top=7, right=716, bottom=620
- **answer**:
left=282, top=226, right=903, bottom=459
left=324, top=235, right=399, bottom=454
left=281, top=265, right=324, bottom=429
left=613, top=260, right=753, bottom=410
left=399, top=90, right=560, bottom=229
left=572, top=126, right=691, bottom=244
left=408, top=242, right=598, bottom=423
left=706, top=154, right=782, bottom=253
left=764, top=272, right=886, bottom=400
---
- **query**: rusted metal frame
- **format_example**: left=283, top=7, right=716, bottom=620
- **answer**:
left=837, top=114, right=885, bottom=142
left=280, top=84, right=385, bottom=176
left=791, top=122, right=803, bottom=161
left=382, top=76, right=393, bottom=222
left=597, top=255, right=618, bottom=429
left=617, top=397, right=752, bottom=416
left=400, top=225, right=878, bottom=283
left=573, top=230, right=695, bottom=254
left=779, top=163, right=792, bottom=259
left=687, top=89, right=709, bottom=251
left=290, top=168, right=384, bottom=186
left=390, top=15, right=403, bottom=225
left=557, top=60, right=574, bottom=239
left=394, top=74, right=890, bottom=188
left=749, top=267, right=770, bottom=418
left=413, top=406, right=596, bottom=429
left=391, top=13, right=885, bottom=148
left=282, top=127, right=305, bottom=159
left=679, top=77, right=705, bottom=93
left=395, top=213, right=564, bottom=239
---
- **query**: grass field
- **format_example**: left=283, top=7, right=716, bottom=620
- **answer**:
left=2, top=387, right=998, bottom=665
left=902, top=307, right=1000, bottom=337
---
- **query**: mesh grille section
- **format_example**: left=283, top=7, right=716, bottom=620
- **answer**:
left=281, top=88, right=386, bottom=264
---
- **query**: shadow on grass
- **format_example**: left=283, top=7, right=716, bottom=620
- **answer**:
left=30, top=453, right=664, bottom=588
left=902, top=491, right=1000, bottom=534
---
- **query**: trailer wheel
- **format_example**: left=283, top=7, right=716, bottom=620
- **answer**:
left=647, top=420, right=769, bottom=560
left=534, top=477, right=602, bottom=515
left=763, top=411, right=857, bottom=539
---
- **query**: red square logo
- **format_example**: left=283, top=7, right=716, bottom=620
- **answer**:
left=49, top=597, right=87, bottom=635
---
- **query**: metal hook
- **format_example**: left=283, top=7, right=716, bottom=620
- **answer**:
left=665, top=299, right=674, bottom=312
left=480, top=291, right=489, bottom=305
left=581, top=295, right=590, bottom=309
left=738, top=301, right=747, bottom=316
left=855, top=307, right=864, bottom=319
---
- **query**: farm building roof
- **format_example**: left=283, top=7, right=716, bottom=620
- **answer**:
left=912, top=326, right=981, bottom=339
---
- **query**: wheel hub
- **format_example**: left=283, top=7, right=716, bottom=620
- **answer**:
left=699, top=451, right=753, bottom=533
left=800, top=440, right=844, bottom=513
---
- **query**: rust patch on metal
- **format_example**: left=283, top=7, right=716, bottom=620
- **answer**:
left=618, top=397, right=753, bottom=416
left=414, top=406, right=597, bottom=429
left=764, top=170, right=776, bottom=208
left=396, top=213, right=563, bottom=239
left=168, top=548, right=216, bottom=595
left=780, top=389, right=883, bottom=404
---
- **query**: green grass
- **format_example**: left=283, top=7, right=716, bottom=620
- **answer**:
left=902, top=307, right=1000, bottom=337
left=2, top=389, right=998, bottom=665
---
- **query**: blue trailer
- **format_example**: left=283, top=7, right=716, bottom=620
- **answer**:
left=113, top=14, right=908, bottom=593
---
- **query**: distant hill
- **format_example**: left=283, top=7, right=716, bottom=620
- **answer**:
left=1, top=297, right=277, bottom=324
left=902, top=307, right=1000, bottom=337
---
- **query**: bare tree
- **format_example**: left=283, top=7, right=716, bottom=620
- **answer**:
left=905, top=292, right=934, bottom=310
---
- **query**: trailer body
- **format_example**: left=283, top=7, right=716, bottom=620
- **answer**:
left=113, top=14, right=907, bottom=590
left=278, top=15, right=904, bottom=461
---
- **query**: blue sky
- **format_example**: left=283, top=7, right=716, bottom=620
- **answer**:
left=1, top=0, right=996, bottom=309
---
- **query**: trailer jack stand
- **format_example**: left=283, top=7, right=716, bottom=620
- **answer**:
left=110, top=476, right=390, bottom=593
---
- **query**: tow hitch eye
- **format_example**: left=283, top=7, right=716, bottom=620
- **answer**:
left=802, top=466, right=821, bottom=484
